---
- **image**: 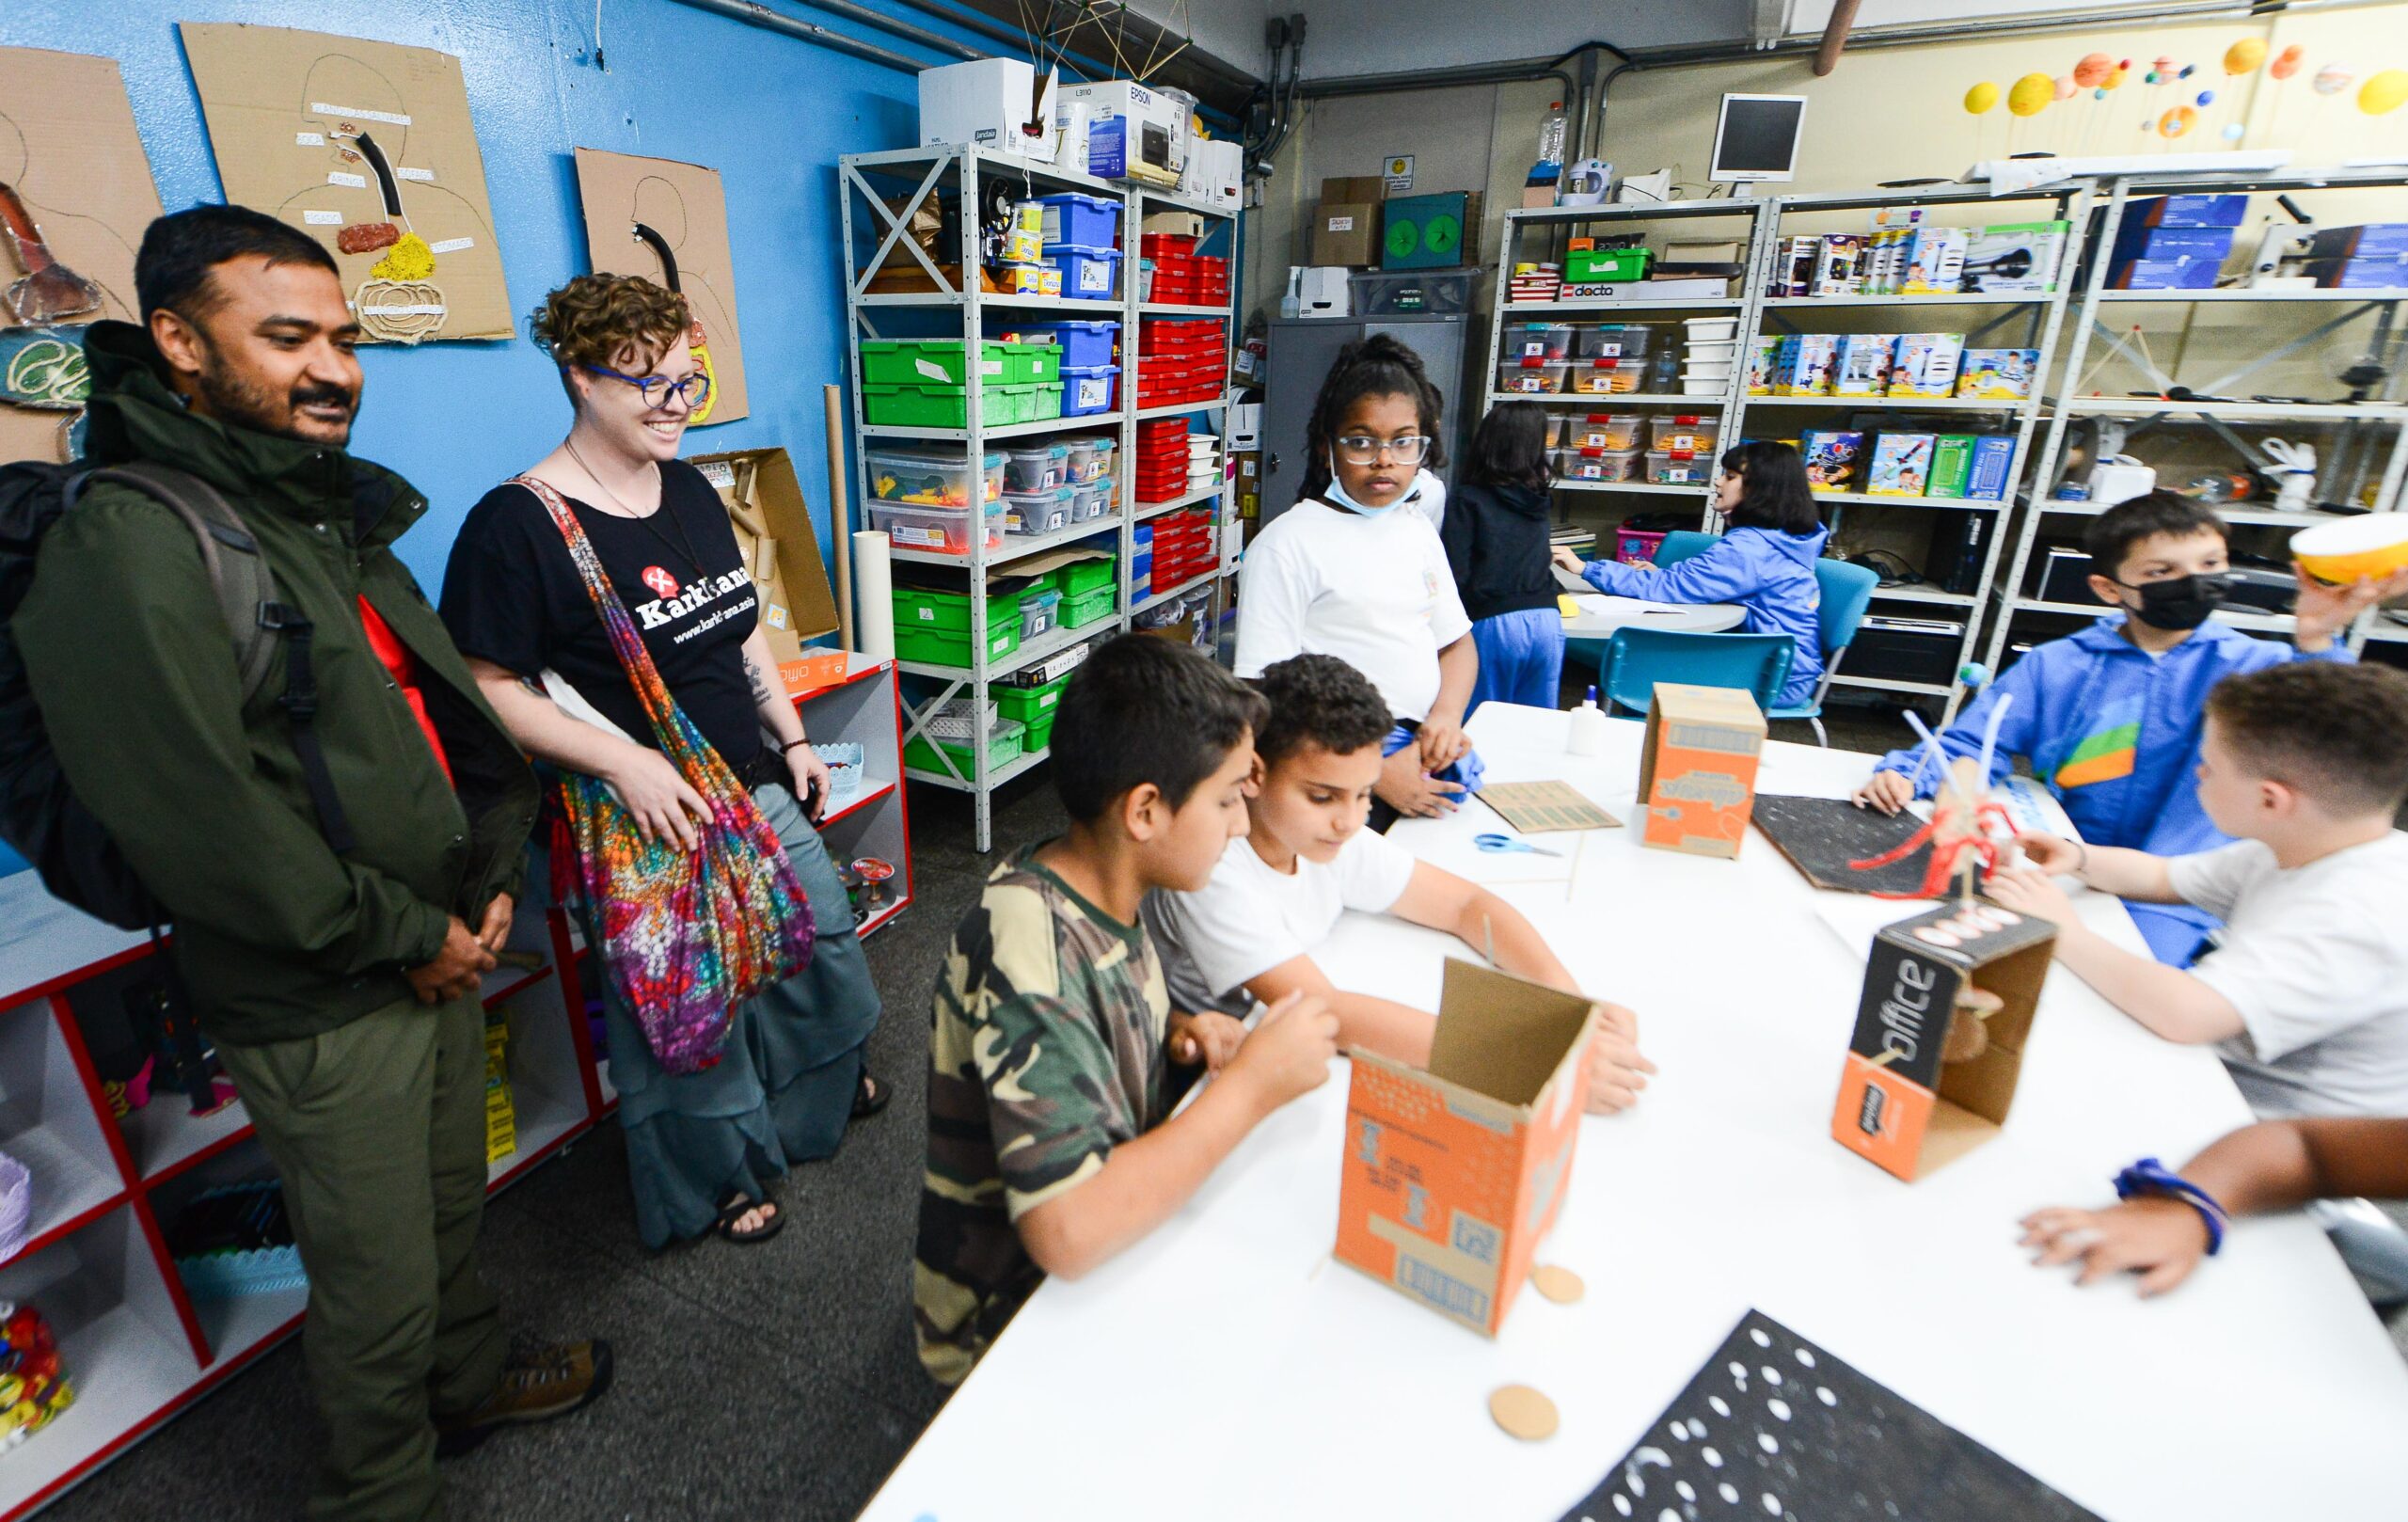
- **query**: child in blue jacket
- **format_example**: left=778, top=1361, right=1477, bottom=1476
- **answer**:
left=1855, top=491, right=2405, bottom=965
left=1553, top=441, right=1826, bottom=709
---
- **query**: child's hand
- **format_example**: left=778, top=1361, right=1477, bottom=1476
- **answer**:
left=1378, top=747, right=1465, bottom=817
left=1852, top=769, right=1915, bottom=816
left=1551, top=547, right=1587, bottom=577
left=1582, top=1001, right=1656, bottom=1114
left=1417, top=717, right=1470, bottom=770
left=2291, top=561, right=2408, bottom=645
left=2016, top=831, right=2084, bottom=877
left=1984, top=865, right=2074, bottom=928
left=1167, top=1010, right=1246, bottom=1073
left=1224, top=990, right=1339, bottom=1112
left=2020, top=1197, right=2214, bottom=1296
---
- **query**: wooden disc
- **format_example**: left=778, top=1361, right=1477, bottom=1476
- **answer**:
left=1490, top=1383, right=1560, bottom=1441
left=1530, top=1263, right=1586, bottom=1304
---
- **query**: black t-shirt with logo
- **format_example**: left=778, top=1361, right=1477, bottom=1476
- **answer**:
left=441, top=460, right=765, bottom=770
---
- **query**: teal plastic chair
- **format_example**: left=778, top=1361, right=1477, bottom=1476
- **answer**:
left=1653, top=530, right=1718, bottom=568
left=1593, top=628, right=1796, bottom=718
left=1770, top=558, right=1881, bottom=746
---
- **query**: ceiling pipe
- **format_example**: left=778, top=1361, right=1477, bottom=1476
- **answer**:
left=660, top=0, right=941, bottom=73
left=1814, top=0, right=1861, bottom=77
left=881, top=0, right=1266, bottom=94
left=1627, top=0, right=2394, bottom=69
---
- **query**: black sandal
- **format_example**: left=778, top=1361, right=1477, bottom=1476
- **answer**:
left=712, top=1192, right=784, bottom=1245
left=850, top=1071, right=892, bottom=1121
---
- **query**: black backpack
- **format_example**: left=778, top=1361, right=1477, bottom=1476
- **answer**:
left=0, top=459, right=355, bottom=930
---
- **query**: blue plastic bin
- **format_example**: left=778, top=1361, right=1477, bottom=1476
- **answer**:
left=1047, top=243, right=1122, bottom=300
left=1036, top=192, right=1122, bottom=249
left=1021, top=319, right=1119, bottom=371
left=1060, top=364, right=1119, bottom=417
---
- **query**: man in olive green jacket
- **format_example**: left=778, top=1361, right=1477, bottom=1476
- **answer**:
left=16, top=207, right=609, bottom=1521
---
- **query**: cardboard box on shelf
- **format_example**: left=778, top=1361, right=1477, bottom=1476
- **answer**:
left=1335, top=959, right=1598, bottom=1337
left=1143, top=209, right=1208, bottom=240
left=1639, top=683, right=1765, bottom=860
left=780, top=648, right=851, bottom=695
left=1311, top=203, right=1382, bottom=267
left=1830, top=899, right=2053, bottom=1181
left=1060, top=79, right=1186, bottom=185
left=690, top=447, right=839, bottom=666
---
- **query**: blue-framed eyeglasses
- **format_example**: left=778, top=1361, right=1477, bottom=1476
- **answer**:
left=580, top=363, right=712, bottom=411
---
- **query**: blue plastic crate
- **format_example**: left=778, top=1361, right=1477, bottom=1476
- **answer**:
left=1046, top=243, right=1123, bottom=300
left=1035, top=192, right=1122, bottom=250
left=1061, top=364, right=1119, bottom=417
left=1019, top=319, right=1119, bottom=371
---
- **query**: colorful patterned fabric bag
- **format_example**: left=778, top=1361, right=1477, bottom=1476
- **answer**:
left=517, top=475, right=813, bottom=1073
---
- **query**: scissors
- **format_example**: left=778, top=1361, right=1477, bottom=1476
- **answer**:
left=1473, top=832, right=1562, bottom=857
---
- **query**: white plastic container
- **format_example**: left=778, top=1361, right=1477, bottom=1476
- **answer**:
left=1648, top=448, right=1709, bottom=485
left=1681, top=359, right=1735, bottom=382
left=1567, top=688, right=1608, bottom=755
left=1682, top=316, right=1741, bottom=343
left=1649, top=415, right=1722, bottom=453
left=1680, top=377, right=1725, bottom=396
left=1684, top=340, right=1740, bottom=364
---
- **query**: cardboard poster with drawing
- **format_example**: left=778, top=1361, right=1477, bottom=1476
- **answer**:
left=689, top=446, right=837, bottom=668
left=0, top=46, right=165, bottom=464
left=1830, top=899, right=2052, bottom=1182
left=1336, top=960, right=1596, bottom=1338
left=180, top=23, right=513, bottom=342
left=573, top=149, right=750, bottom=426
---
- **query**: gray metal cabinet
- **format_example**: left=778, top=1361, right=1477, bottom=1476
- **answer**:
left=1260, top=314, right=1472, bottom=527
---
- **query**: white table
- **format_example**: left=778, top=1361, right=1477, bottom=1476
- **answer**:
left=1561, top=593, right=1746, bottom=639
left=863, top=705, right=2408, bottom=1522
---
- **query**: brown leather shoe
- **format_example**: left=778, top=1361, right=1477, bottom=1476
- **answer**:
left=436, top=1339, right=613, bottom=1457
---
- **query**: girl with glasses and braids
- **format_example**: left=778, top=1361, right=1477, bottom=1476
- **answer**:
left=1234, top=333, right=1481, bottom=828
left=439, top=274, right=886, bottom=1250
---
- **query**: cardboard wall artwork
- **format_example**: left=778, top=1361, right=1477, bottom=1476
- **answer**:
left=180, top=23, right=514, bottom=343
left=1638, top=683, right=1766, bottom=860
left=0, top=46, right=166, bottom=466
left=574, top=149, right=751, bottom=427
left=1336, top=960, right=1597, bottom=1338
left=689, top=446, right=837, bottom=668
left=1830, top=900, right=2054, bottom=1182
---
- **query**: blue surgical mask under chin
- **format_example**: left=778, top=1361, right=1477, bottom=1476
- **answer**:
left=1326, top=451, right=1401, bottom=516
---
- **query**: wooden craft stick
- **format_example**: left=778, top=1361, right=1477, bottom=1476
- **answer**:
left=1866, top=1049, right=1902, bottom=1069
left=824, top=383, right=855, bottom=650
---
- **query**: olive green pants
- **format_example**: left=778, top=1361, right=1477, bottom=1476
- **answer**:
left=215, top=990, right=505, bottom=1522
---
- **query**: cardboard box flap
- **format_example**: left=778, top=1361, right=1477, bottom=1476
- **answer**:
left=1429, top=960, right=1595, bottom=1109
left=1653, top=682, right=1768, bottom=737
left=689, top=447, right=837, bottom=659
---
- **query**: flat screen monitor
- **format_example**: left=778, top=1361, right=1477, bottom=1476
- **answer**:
left=1711, top=94, right=1807, bottom=183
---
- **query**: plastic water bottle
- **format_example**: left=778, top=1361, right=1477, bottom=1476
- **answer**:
left=1567, top=685, right=1608, bottom=756
left=1280, top=267, right=1303, bottom=320
left=1534, top=101, right=1568, bottom=180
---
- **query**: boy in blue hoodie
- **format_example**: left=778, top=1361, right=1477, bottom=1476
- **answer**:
left=1855, top=491, right=2404, bottom=965
left=1555, top=441, right=1826, bottom=709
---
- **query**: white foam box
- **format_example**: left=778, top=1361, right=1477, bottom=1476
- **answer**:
left=920, top=58, right=1058, bottom=159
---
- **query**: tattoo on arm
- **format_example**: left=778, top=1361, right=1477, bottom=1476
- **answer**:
left=745, top=655, right=776, bottom=709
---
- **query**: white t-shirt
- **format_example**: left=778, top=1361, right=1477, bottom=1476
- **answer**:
left=2167, top=832, right=2408, bottom=1118
left=1144, top=830, right=1419, bottom=1019
left=1404, top=469, right=1448, bottom=532
left=1234, top=499, right=1473, bottom=722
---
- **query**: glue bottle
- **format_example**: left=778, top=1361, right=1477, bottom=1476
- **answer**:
left=1567, top=685, right=1608, bottom=756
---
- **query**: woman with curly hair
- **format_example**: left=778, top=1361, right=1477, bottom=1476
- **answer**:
left=439, top=274, right=884, bottom=1249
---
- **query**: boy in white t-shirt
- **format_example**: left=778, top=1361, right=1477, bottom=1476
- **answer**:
left=1988, top=661, right=2408, bottom=1118
left=1145, top=655, right=1656, bottom=1113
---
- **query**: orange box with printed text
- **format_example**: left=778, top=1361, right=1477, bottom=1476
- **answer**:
left=1638, top=682, right=1766, bottom=859
left=1335, top=961, right=1597, bottom=1337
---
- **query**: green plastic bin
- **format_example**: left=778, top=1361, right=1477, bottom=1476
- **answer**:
left=862, top=380, right=1056, bottom=430
left=892, top=582, right=1025, bottom=635
left=1021, top=714, right=1058, bottom=754
left=906, top=718, right=1025, bottom=777
left=1062, top=585, right=1117, bottom=629
left=895, top=620, right=1020, bottom=668
left=994, top=675, right=1070, bottom=726
left=1566, top=246, right=1651, bottom=283
left=861, top=341, right=1059, bottom=388
left=1054, top=558, right=1117, bottom=598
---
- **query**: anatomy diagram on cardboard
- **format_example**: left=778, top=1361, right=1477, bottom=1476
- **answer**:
left=180, top=24, right=513, bottom=342
left=0, top=47, right=166, bottom=464
left=574, top=150, right=749, bottom=425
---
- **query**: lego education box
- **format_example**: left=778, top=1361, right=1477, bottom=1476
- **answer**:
left=1830, top=899, right=2054, bottom=1181
left=1335, top=960, right=1599, bottom=1338
left=1639, top=682, right=1766, bottom=859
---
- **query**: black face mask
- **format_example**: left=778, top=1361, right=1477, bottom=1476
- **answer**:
left=2115, top=571, right=2232, bottom=631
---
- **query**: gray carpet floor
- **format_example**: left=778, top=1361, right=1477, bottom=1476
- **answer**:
left=41, top=700, right=2408, bottom=1521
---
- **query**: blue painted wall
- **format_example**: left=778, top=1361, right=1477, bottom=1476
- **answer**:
left=2, top=0, right=1005, bottom=593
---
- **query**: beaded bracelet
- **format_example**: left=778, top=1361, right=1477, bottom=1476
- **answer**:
left=2114, top=1156, right=2229, bottom=1256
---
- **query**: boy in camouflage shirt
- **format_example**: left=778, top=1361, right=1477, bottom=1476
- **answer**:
left=914, top=637, right=1342, bottom=1385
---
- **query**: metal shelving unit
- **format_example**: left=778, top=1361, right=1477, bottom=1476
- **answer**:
left=1729, top=182, right=2096, bottom=719
left=1484, top=198, right=1776, bottom=546
left=838, top=148, right=1236, bottom=851
left=1982, top=169, right=2408, bottom=678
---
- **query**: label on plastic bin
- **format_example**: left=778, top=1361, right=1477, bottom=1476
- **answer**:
left=894, top=525, right=944, bottom=548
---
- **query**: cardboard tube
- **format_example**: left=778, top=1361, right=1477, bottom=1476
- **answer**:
left=825, top=384, right=855, bottom=650
left=854, top=530, right=895, bottom=661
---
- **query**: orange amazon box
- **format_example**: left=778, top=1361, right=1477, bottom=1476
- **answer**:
left=1335, top=960, right=1597, bottom=1337
left=1830, top=898, right=2054, bottom=1182
left=1638, top=682, right=1766, bottom=859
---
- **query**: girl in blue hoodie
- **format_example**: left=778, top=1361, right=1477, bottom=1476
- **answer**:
left=1552, top=440, right=1826, bottom=708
